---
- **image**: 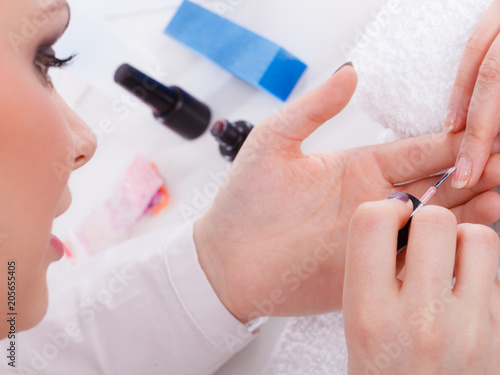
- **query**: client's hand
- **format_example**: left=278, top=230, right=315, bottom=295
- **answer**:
left=444, top=0, right=500, bottom=189
left=343, top=197, right=500, bottom=374
left=194, top=64, right=500, bottom=323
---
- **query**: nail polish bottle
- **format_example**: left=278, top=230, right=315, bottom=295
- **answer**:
left=211, top=120, right=254, bottom=162
left=114, top=64, right=254, bottom=161
left=114, top=64, right=211, bottom=140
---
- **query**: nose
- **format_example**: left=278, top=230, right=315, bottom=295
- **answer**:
left=52, top=91, right=97, bottom=171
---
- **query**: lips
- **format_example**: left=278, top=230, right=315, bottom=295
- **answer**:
left=51, top=187, right=72, bottom=261
left=49, top=234, right=66, bottom=261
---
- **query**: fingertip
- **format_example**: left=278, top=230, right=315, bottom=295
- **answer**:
left=443, top=107, right=467, bottom=134
left=350, top=196, right=413, bottom=238
left=387, top=192, right=410, bottom=203
left=332, top=61, right=354, bottom=76
left=452, top=148, right=493, bottom=189
left=387, top=192, right=414, bottom=221
left=262, top=62, right=359, bottom=151
left=450, top=122, right=467, bottom=134
left=443, top=110, right=457, bottom=133
left=452, top=155, right=474, bottom=189
left=330, top=62, right=358, bottom=90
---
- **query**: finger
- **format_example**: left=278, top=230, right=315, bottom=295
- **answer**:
left=344, top=197, right=412, bottom=303
left=402, top=206, right=457, bottom=298
left=444, top=1, right=500, bottom=133
left=373, top=130, right=500, bottom=184
left=453, top=37, right=500, bottom=189
left=405, top=153, right=500, bottom=209
left=253, top=63, right=357, bottom=154
left=450, top=191, right=500, bottom=226
left=453, top=224, right=500, bottom=310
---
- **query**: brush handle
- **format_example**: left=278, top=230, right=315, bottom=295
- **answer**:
left=397, top=194, right=423, bottom=254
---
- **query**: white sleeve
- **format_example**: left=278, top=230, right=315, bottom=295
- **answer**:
left=0, top=222, right=257, bottom=375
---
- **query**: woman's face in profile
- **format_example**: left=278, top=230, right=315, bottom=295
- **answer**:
left=0, top=0, right=96, bottom=338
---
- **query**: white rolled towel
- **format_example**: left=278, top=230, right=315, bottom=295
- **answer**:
left=352, top=0, right=494, bottom=138
left=262, top=1, right=497, bottom=374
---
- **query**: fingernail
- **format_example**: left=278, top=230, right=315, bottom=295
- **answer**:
left=332, top=61, right=353, bottom=76
left=388, top=192, right=409, bottom=202
left=452, top=157, right=472, bottom=189
left=443, top=110, right=457, bottom=133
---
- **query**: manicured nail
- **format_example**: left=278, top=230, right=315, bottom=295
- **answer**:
left=388, top=192, right=409, bottom=202
left=452, top=157, right=472, bottom=189
left=443, top=110, right=457, bottom=133
left=333, top=61, right=353, bottom=76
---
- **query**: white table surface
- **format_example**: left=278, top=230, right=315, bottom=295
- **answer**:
left=49, top=0, right=389, bottom=373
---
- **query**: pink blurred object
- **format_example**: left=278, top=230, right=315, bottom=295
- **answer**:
left=69, top=154, right=166, bottom=257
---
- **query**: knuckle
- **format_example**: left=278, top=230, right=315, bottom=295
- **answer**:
left=346, top=308, right=386, bottom=343
left=457, top=322, right=487, bottom=362
left=413, top=206, right=456, bottom=228
left=453, top=78, right=474, bottom=96
left=463, top=336, right=486, bottom=364
left=463, top=120, right=493, bottom=145
left=459, top=223, right=500, bottom=249
left=304, top=111, right=329, bottom=127
left=351, top=202, right=389, bottom=231
left=412, top=326, right=447, bottom=356
left=477, top=56, right=500, bottom=86
left=465, top=32, right=486, bottom=54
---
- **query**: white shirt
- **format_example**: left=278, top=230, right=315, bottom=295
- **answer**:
left=0, top=223, right=257, bottom=375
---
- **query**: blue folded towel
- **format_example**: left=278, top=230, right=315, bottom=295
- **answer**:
left=165, top=1, right=307, bottom=101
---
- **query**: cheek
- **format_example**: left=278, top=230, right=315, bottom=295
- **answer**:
left=0, top=65, right=74, bottom=332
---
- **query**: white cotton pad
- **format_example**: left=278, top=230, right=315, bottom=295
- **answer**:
left=350, top=0, right=494, bottom=138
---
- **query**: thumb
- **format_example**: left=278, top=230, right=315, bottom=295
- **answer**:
left=253, top=62, right=358, bottom=154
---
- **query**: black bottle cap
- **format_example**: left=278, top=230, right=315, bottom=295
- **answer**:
left=397, top=194, right=423, bottom=254
left=211, top=120, right=254, bottom=162
left=211, top=120, right=244, bottom=147
left=114, top=63, right=211, bottom=140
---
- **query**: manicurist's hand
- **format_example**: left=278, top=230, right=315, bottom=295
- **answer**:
left=343, top=197, right=500, bottom=374
left=194, top=64, right=500, bottom=323
left=444, top=0, right=500, bottom=189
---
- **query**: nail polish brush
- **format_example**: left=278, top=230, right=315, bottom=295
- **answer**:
left=397, top=166, right=457, bottom=253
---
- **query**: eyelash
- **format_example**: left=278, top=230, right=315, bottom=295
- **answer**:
left=34, top=50, right=76, bottom=86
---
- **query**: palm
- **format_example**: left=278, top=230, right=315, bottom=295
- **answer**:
left=204, top=151, right=381, bottom=315
left=205, top=144, right=423, bottom=316
left=195, top=68, right=500, bottom=321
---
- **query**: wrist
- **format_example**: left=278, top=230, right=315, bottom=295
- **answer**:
left=194, top=215, right=255, bottom=324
